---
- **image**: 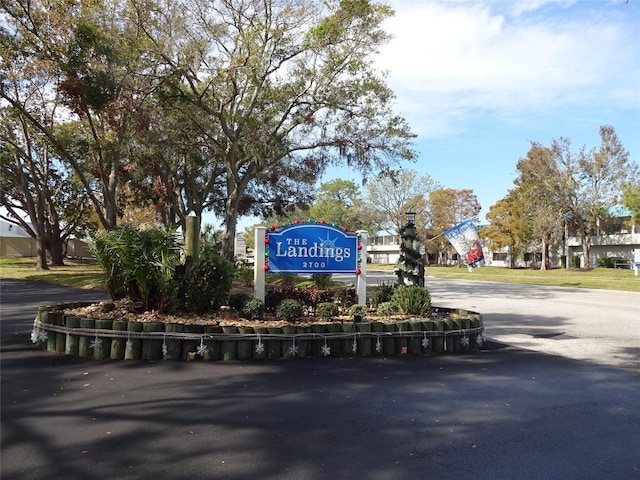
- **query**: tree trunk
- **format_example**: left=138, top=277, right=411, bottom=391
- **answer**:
left=540, top=234, right=549, bottom=271
left=221, top=206, right=237, bottom=262
left=581, top=235, right=591, bottom=269
left=221, top=174, right=246, bottom=262
left=35, top=235, right=48, bottom=271
left=47, top=223, right=66, bottom=266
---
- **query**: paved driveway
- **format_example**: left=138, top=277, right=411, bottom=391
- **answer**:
left=1, top=278, right=639, bottom=480
left=425, top=277, right=640, bottom=370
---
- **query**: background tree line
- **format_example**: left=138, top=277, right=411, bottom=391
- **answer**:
left=482, top=125, right=638, bottom=269
left=251, top=122, right=639, bottom=270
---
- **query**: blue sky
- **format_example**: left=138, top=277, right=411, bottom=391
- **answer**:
left=321, top=0, right=640, bottom=226
left=233, top=0, right=639, bottom=231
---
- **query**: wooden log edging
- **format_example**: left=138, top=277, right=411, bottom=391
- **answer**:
left=31, top=304, right=485, bottom=361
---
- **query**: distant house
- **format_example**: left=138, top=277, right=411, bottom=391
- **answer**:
left=367, top=231, right=401, bottom=265
left=0, top=220, right=36, bottom=257
left=365, top=206, right=639, bottom=269
left=486, top=205, right=640, bottom=269
left=0, top=219, right=92, bottom=259
left=567, top=205, right=639, bottom=268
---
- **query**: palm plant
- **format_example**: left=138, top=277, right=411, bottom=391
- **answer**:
left=91, top=224, right=182, bottom=312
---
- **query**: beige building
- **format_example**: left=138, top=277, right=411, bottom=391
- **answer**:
left=0, top=220, right=92, bottom=259
left=0, top=220, right=36, bottom=257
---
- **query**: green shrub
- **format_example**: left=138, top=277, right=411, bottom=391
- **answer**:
left=265, top=285, right=304, bottom=312
left=235, top=267, right=254, bottom=286
left=91, top=224, right=182, bottom=313
left=241, top=298, right=266, bottom=320
left=182, top=243, right=235, bottom=313
left=372, top=281, right=396, bottom=307
left=598, top=256, right=626, bottom=268
left=302, top=287, right=335, bottom=314
left=228, top=293, right=251, bottom=312
left=377, top=301, right=399, bottom=317
left=316, top=302, right=339, bottom=319
left=391, top=286, right=432, bottom=316
left=276, top=299, right=304, bottom=322
left=348, top=304, right=368, bottom=319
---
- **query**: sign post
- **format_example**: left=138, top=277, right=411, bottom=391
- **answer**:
left=254, top=226, right=267, bottom=302
left=356, top=230, right=368, bottom=305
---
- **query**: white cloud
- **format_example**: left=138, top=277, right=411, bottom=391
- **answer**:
left=506, top=0, right=576, bottom=17
left=376, top=1, right=638, bottom=139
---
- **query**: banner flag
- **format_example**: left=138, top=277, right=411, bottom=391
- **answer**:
left=443, top=220, right=485, bottom=271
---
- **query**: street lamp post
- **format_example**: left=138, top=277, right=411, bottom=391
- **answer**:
left=398, top=211, right=421, bottom=286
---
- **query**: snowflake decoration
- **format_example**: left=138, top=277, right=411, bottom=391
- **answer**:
left=352, top=337, right=357, bottom=354
left=38, top=330, right=48, bottom=342
left=287, top=342, right=299, bottom=357
left=460, top=335, right=470, bottom=348
left=197, top=338, right=207, bottom=356
left=375, top=337, right=382, bottom=353
left=476, top=333, right=484, bottom=347
left=162, top=339, right=168, bottom=356
left=321, top=342, right=331, bottom=357
left=31, top=328, right=39, bottom=344
left=255, top=338, right=265, bottom=354
left=89, top=336, right=102, bottom=350
left=125, top=339, right=133, bottom=352
left=65, top=341, right=72, bottom=355
left=421, top=335, right=430, bottom=348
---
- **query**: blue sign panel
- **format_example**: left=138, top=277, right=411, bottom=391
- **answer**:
left=266, top=223, right=359, bottom=274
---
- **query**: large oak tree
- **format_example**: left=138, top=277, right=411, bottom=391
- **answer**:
left=137, top=0, right=415, bottom=259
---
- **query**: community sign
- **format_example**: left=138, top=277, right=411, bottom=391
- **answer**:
left=265, top=223, right=361, bottom=274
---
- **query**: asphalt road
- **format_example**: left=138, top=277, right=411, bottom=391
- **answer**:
left=1, top=278, right=639, bottom=480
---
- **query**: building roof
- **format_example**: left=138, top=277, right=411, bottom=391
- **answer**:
left=0, top=220, right=32, bottom=238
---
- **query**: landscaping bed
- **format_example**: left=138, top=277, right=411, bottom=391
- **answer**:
left=31, top=300, right=485, bottom=361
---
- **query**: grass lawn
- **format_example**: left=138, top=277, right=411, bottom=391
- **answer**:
left=370, top=263, right=640, bottom=292
left=0, top=258, right=106, bottom=290
left=1, top=258, right=638, bottom=292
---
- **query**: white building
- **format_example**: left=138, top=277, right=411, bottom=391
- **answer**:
left=365, top=206, right=640, bottom=270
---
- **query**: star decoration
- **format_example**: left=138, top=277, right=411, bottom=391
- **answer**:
left=321, top=342, right=331, bottom=356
